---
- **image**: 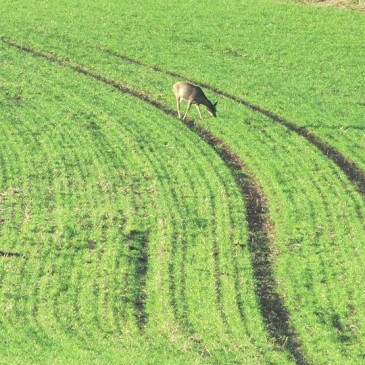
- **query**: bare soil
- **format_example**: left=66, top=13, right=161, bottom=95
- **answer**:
left=294, top=0, right=365, bottom=11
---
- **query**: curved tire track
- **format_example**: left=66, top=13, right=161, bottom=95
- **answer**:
left=99, top=46, right=365, bottom=196
left=1, top=37, right=308, bottom=364
left=0, top=251, right=22, bottom=257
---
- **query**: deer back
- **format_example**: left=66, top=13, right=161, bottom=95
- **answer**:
left=173, top=82, right=208, bottom=105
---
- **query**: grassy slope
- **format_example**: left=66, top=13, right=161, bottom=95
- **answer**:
left=0, top=44, right=291, bottom=364
left=1, top=1, right=365, bottom=364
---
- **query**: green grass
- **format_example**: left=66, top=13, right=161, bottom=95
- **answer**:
left=0, top=43, right=290, bottom=364
left=1, top=1, right=365, bottom=364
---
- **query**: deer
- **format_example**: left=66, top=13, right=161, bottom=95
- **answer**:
left=172, top=81, right=217, bottom=120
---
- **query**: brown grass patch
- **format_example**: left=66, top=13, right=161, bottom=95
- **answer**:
left=294, top=0, right=365, bottom=11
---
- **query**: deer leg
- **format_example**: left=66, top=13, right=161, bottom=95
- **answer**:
left=195, top=104, right=203, bottom=119
left=183, top=101, right=192, bottom=120
left=176, top=97, right=182, bottom=119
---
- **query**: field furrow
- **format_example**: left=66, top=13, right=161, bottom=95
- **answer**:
left=1, top=1, right=364, bottom=364
left=0, top=37, right=303, bottom=364
left=91, top=45, right=365, bottom=200
left=119, top=111, right=281, bottom=363
left=0, top=41, right=292, bottom=364
left=198, top=103, right=365, bottom=363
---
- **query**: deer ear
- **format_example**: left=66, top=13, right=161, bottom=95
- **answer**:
left=214, top=101, right=218, bottom=107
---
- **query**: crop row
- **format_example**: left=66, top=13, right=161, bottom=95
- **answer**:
left=20, top=38, right=365, bottom=364
left=1, top=3, right=365, bottom=361
left=0, top=43, right=294, bottom=364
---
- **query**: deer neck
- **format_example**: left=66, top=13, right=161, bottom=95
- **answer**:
left=199, top=97, right=211, bottom=108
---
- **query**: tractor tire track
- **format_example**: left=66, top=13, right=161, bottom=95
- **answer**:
left=99, top=46, right=365, bottom=196
left=1, top=37, right=308, bottom=365
left=126, top=229, right=150, bottom=330
left=0, top=251, right=22, bottom=257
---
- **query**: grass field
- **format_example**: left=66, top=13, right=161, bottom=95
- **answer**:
left=1, top=1, right=365, bottom=364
